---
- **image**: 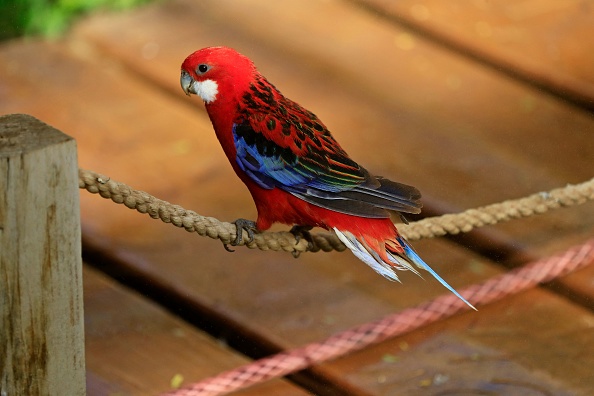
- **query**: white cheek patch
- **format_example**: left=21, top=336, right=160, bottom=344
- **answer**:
left=192, top=79, right=219, bottom=103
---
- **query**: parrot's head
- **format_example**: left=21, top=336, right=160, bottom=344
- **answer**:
left=180, top=46, right=256, bottom=105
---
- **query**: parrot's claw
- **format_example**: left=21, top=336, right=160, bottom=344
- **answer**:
left=290, top=225, right=315, bottom=257
left=399, top=213, right=410, bottom=225
left=225, top=218, right=258, bottom=252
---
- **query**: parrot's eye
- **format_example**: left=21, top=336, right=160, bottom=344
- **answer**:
left=197, top=64, right=210, bottom=74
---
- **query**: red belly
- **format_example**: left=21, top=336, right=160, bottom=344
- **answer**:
left=246, top=183, right=400, bottom=253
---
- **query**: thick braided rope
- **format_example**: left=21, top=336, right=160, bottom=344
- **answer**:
left=78, top=169, right=594, bottom=252
left=164, top=238, right=594, bottom=396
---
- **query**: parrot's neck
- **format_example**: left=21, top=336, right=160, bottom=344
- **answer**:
left=206, top=100, right=239, bottom=158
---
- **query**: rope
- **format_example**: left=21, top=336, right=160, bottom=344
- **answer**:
left=163, top=238, right=594, bottom=396
left=78, top=169, right=594, bottom=253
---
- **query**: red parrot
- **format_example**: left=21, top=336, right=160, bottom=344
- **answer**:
left=181, top=46, right=474, bottom=309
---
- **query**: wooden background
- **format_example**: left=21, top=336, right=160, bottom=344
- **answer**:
left=1, top=0, right=593, bottom=394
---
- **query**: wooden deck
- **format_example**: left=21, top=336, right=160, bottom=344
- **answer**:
left=2, top=0, right=594, bottom=394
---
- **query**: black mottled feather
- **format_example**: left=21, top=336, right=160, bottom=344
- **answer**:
left=233, top=75, right=422, bottom=218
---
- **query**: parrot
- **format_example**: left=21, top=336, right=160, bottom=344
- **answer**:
left=180, top=46, right=475, bottom=310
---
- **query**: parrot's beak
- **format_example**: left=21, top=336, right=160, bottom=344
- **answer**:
left=180, top=70, right=196, bottom=96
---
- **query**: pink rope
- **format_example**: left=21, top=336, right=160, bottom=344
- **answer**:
left=164, top=239, right=594, bottom=396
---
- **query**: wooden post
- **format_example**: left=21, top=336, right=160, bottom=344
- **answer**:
left=0, top=114, right=85, bottom=395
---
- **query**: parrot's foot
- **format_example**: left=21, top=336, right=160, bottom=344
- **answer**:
left=290, top=225, right=315, bottom=258
left=224, top=218, right=258, bottom=252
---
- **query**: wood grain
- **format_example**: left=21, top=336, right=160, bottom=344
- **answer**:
left=83, top=265, right=309, bottom=396
left=357, top=0, right=594, bottom=110
left=72, top=0, right=594, bottom=302
left=1, top=0, right=594, bottom=393
left=0, top=114, right=85, bottom=395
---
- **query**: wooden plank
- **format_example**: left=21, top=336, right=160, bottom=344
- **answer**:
left=70, top=4, right=591, bottom=393
left=73, top=0, right=594, bottom=293
left=0, top=115, right=85, bottom=395
left=357, top=0, right=594, bottom=110
left=73, top=0, right=594, bottom=225
left=1, top=0, right=594, bottom=392
left=321, top=288, right=593, bottom=395
left=83, top=264, right=310, bottom=395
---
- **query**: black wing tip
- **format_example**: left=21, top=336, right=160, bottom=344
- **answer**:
left=375, top=176, right=422, bottom=203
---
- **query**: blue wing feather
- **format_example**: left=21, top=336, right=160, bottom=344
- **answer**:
left=234, top=125, right=310, bottom=189
left=232, top=121, right=422, bottom=217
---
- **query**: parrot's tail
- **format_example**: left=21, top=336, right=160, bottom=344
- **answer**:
left=333, top=228, right=476, bottom=310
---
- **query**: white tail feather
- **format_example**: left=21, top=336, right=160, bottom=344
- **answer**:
left=333, top=228, right=476, bottom=310
left=333, top=228, right=400, bottom=282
